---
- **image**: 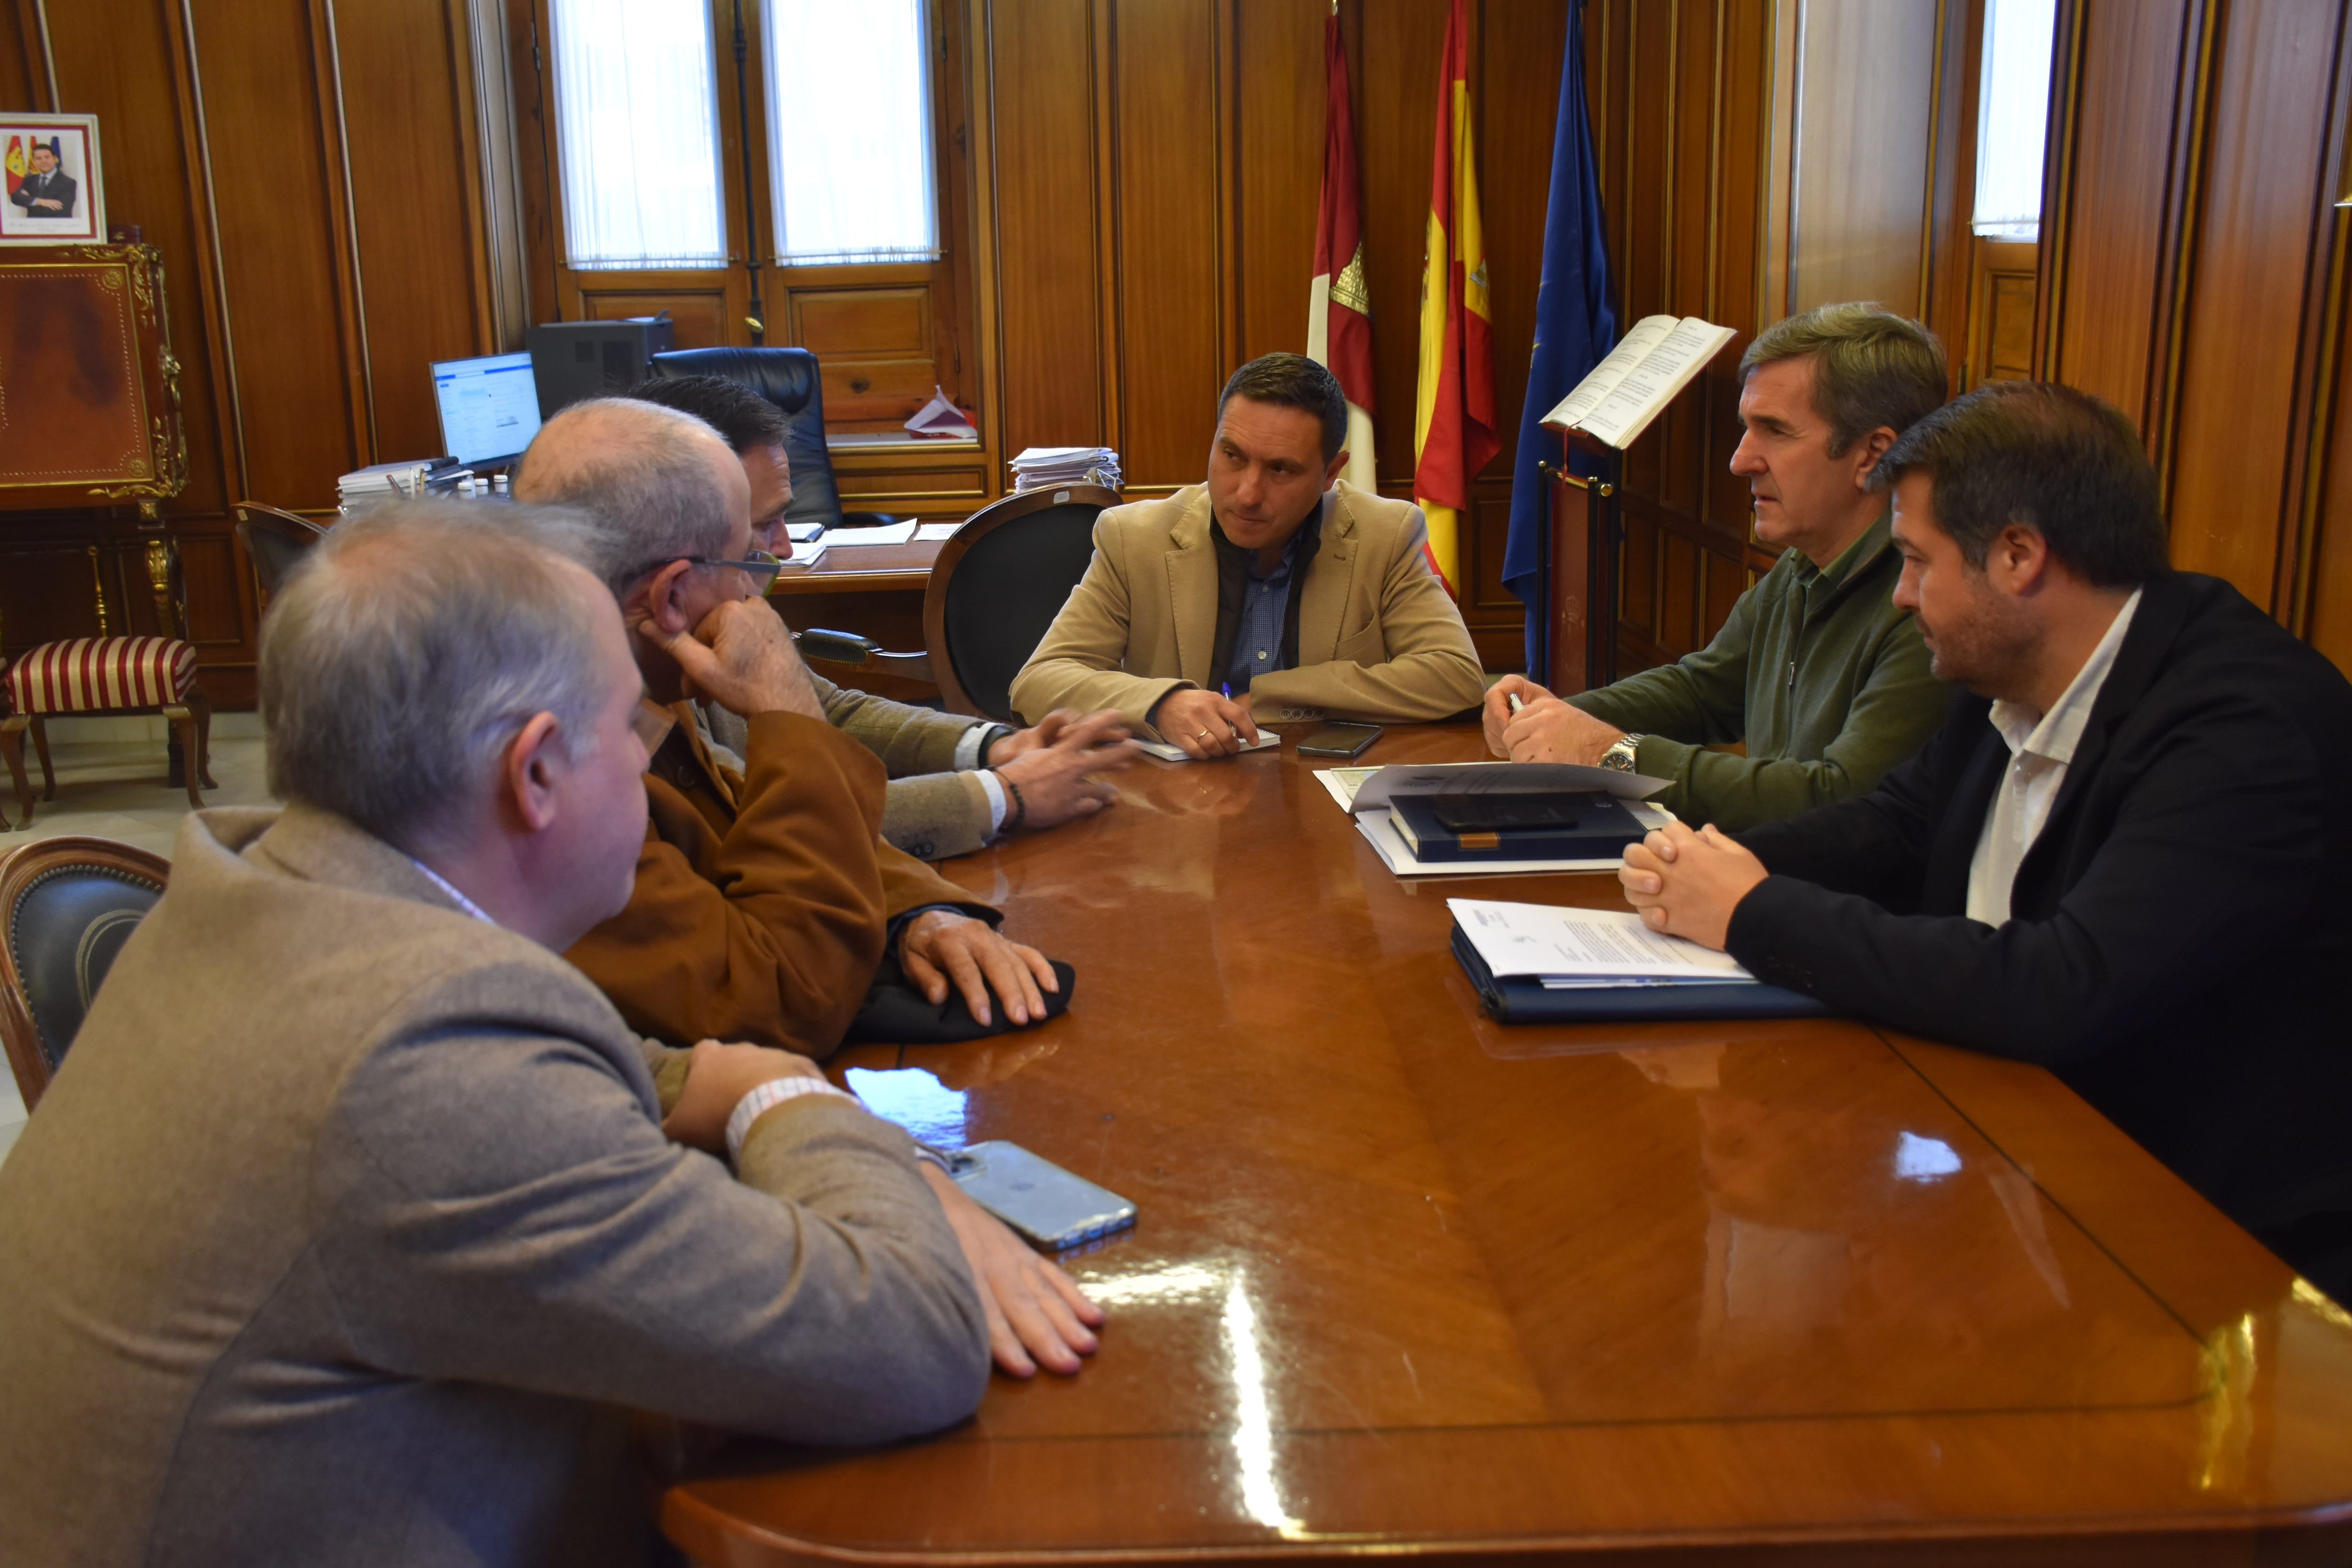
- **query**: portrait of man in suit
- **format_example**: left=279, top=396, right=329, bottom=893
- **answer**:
left=9, top=139, right=76, bottom=219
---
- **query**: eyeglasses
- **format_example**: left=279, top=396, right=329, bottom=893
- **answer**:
left=629, top=701, right=678, bottom=756
left=620, top=550, right=784, bottom=597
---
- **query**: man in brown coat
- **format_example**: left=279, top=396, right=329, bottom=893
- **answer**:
left=0, top=509, right=990, bottom=1566
left=514, top=400, right=1102, bottom=1376
left=1010, top=353, right=1486, bottom=757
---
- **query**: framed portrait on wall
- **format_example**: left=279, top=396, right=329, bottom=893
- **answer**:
left=0, top=113, right=104, bottom=245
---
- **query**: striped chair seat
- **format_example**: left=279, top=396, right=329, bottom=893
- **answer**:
left=4, top=637, right=199, bottom=715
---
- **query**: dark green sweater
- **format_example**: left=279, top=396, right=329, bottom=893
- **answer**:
left=1567, top=513, right=1951, bottom=831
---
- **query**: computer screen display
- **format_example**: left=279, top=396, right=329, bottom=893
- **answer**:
left=431, top=350, right=542, bottom=466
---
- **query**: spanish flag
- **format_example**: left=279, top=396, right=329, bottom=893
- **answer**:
left=1411, top=0, right=1500, bottom=597
left=4, top=137, right=23, bottom=200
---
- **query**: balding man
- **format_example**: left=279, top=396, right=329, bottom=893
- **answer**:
left=0, top=507, right=990, bottom=1566
left=515, top=400, right=1104, bottom=1378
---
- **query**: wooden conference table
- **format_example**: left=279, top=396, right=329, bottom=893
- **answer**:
left=662, top=724, right=2352, bottom=1566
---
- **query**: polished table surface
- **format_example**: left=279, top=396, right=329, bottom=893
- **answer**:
left=663, top=725, right=2352, bottom=1566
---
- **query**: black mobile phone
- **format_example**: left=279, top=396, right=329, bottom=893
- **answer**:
left=1296, top=722, right=1384, bottom=758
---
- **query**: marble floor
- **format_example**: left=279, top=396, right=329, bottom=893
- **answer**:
left=1, top=712, right=276, bottom=1164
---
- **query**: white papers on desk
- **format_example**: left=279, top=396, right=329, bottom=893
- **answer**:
left=1448, top=898, right=1759, bottom=986
left=824, top=520, right=920, bottom=546
left=1354, top=804, right=1671, bottom=876
left=785, top=521, right=825, bottom=542
left=1011, top=446, right=1122, bottom=492
left=1136, top=732, right=1282, bottom=763
left=913, top=522, right=962, bottom=542
left=778, top=540, right=826, bottom=569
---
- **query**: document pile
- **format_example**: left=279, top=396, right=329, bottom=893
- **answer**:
left=1010, top=446, right=1122, bottom=493
left=1317, top=761, right=1673, bottom=876
left=1446, top=898, right=1827, bottom=1024
left=338, top=458, right=459, bottom=510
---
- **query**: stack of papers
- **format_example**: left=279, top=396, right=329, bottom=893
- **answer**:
left=1448, top=899, right=1759, bottom=989
left=1011, top=446, right=1122, bottom=493
left=338, top=458, right=458, bottom=510
left=777, top=540, right=825, bottom=569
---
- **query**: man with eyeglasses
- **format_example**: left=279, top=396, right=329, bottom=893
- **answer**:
left=515, top=399, right=1104, bottom=1379
left=628, top=374, right=1140, bottom=861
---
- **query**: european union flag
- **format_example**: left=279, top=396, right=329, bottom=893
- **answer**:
left=1504, top=1, right=1616, bottom=680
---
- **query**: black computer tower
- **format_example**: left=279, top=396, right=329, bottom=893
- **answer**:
left=526, top=315, right=677, bottom=419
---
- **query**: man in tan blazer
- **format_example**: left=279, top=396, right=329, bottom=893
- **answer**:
left=0, top=509, right=990, bottom=1567
left=1011, top=353, right=1486, bottom=757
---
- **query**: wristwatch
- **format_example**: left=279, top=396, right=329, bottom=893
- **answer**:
left=1599, top=733, right=1645, bottom=773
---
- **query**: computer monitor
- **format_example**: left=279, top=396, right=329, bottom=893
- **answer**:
left=431, top=350, right=543, bottom=468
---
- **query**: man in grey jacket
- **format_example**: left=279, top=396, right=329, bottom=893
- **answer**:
left=0, top=507, right=992, bottom=1567
left=628, top=375, right=1138, bottom=859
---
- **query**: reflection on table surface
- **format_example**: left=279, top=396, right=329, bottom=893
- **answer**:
left=665, top=724, right=2352, bottom=1566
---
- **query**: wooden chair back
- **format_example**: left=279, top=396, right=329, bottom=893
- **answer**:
left=233, top=503, right=329, bottom=612
left=0, top=836, right=170, bottom=1112
left=921, top=485, right=1118, bottom=721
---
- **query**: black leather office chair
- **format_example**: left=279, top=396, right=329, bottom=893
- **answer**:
left=646, top=347, right=901, bottom=533
left=0, top=836, right=168, bottom=1112
left=920, top=485, right=1117, bottom=722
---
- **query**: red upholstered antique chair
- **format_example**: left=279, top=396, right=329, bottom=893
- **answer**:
left=0, top=545, right=214, bottom=829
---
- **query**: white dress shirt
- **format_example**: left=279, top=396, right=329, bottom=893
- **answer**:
left=1964, top=588, right=2142, bottom=926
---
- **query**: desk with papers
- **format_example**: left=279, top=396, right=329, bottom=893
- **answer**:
left=660, top=723, right=2352, bottom=1567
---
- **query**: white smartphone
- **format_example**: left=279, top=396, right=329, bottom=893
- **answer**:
left=945, top=1140, right=1137, bottom=1250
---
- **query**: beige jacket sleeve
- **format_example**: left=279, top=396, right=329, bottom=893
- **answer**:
left=1248, top=506, right=1486, bottom=724
left=1007, top=513, right=1184, bottom=728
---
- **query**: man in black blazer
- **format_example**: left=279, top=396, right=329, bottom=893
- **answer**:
left=1619, top=380, right=2352, bottom=1301
left=10, top=141, right=75, bottom=219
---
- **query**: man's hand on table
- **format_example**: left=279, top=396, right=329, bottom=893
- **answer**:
left=1149, top=687, right=1262, bottom=760
left=1618, top=820, right=1768, bottom=951
left=660, top=1039, right=827, bottom=1152
left=640, top=597, right=824, bottom=721
left=921, top=1165, right=1103, bottom=1376
left=986, top=709, right=1140, bottom=829
left=1481, top=674, right=1624, bottom=765
left=900, top=910, right=1058, bottom=1027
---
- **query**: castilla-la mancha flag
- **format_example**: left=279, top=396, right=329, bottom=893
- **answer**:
left=1412, top=0, right=1500, bottom=597
left=1306, top=5, right=1376, bottom=496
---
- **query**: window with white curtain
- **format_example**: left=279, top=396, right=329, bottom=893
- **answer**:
left=548, top=0, right=729, bottom=270
left=1973, top=0, right=2057, bottom=240
left=762, top=0, right=940, bottom=265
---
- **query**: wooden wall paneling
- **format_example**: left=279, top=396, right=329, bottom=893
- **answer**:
left=2036, top=0, right=2199, bottom=427
left=1, top=0, right=49, bottom=109
left=1105, top=0, right=1220, bottom=493
left=1354, top=1, right=1443, bottom=489
left=1705, top=0, right=1773, bottom=533
left=2312, top=215, right=2352, bottom=672
left=191, top=0, right=366, bottom=509
left=1230, top=0, right=1320, bottom=369
left=985, top=0, right=1104, bottom=468
left=1922, top=0, right=1985, bottom=384
left=334, top=0, right=503, bottom=463
left=2163, top=0, right=2346, bottom=607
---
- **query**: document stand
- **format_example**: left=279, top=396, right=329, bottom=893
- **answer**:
left=1536, top=424, right=1621, bottom=694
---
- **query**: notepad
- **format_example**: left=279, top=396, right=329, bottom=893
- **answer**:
left=824, top=521, right=919, bottom=546
left=1447, top=898, right=1759, bottom=985
left=1136, top=732, right=1282, bottom=763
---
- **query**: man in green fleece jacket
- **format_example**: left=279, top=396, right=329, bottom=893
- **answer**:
left=1486, top=303, right=1954, bottom=831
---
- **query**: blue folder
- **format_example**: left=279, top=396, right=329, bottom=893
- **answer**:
left=1450, top=921, right=1830, bottom=1023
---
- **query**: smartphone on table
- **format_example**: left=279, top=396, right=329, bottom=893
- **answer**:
left=1295, top=722, right=1384, bottom=758
left=945, top=1140, right=1137, bottom=1250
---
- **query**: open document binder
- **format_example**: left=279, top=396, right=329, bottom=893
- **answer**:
left=1448, top=898, right=1828, bottom=1023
